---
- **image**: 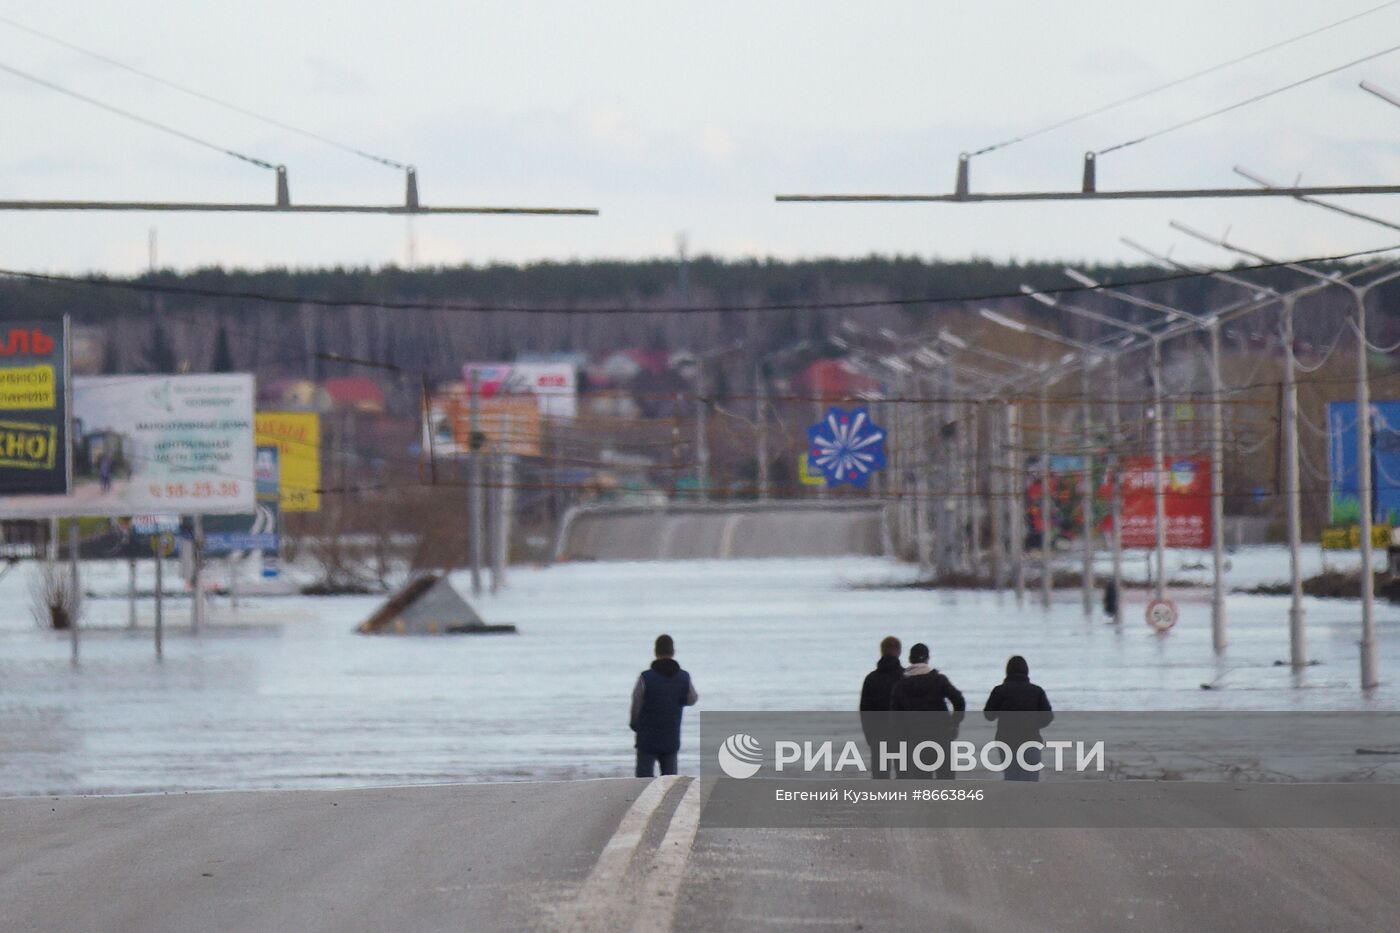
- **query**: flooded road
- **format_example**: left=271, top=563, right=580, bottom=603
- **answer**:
left=2, top=552, right=1397, bottom=795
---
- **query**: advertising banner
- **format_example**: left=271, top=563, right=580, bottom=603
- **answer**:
left=1117, top=455, right=1211, bottom=548
left=428, top=392, right=543, bottom=457
left=1024, top=455, right=1110, bottom=542
left=1327, top=400, right=1400, bottom=527
left=0, top=318, right=70, bottom=496
left=464, top=362, right=577, bottom=417
left=204, top=446, right=280, bottom=556
left=255, top=411, right=321, bottom=512
left=0, top=374, right=256, bottom=518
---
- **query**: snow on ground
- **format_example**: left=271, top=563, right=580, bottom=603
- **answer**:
left=1, top=548, right=1398, bottom=795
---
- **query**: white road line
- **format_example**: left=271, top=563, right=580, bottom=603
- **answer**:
left=563, top=776, right=678, bottom=932
left=632, top=777, right=702, bottom=933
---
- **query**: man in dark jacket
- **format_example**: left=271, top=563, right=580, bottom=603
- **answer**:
left=629, top=634, right=698, bottom=778
left=858, top=636, right=903, bottom=779
left=983, top=655, right=1053, bottom=782
left=889, top=643, right=965, bottom=779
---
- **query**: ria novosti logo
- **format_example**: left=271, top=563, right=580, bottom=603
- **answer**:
left=717, top=733, right=764, bottom=779
left=715, top=733, right=1106, bottom=779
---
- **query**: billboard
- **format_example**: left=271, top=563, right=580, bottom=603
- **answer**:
left=1117, top=456, right=1212, bottom=548
left=0, top=374, right=255, bottom=518
left=464, top=362, right=577, bottom=417
left=427, top=392, right=543, bottom=458
left=1025, top=455, right=1110, bottom=543
left=204, top=446, right=280, bottom=555
left=0, top=319, right=70, bottom=496
left=1327, top=400, right=1400, bottom=527
left=255, top=411, right=321, bottom=512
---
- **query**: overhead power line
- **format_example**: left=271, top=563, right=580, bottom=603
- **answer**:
left=1096, top=41, right=1400, bottom=156
left=969, top=0, right=1400, bottom=158
left=0, top=12, right=407, bottom=170
left=0, top=59, right=278, bottom=171
left=1, top=242, right=1396, bottom=315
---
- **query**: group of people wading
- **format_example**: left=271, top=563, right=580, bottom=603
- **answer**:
left=625, top=633, right=1052, bottom=781
left=859, top=636, right=1053, bottom=781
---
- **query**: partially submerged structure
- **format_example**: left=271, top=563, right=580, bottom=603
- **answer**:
left=357, top=574, right=516, bottom=635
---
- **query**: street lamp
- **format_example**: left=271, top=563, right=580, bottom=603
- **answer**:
left=1015, top=288, right=1171, bottom=609
left=979, top=306, right=1094, bottom=610
left=1058, top=267, right=1228, bottom=652
left=979, top=306, right=1135, bottom=622
left=1170, top=221, right=1400, bottom=690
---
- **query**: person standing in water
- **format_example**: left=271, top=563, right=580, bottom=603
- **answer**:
left=629, top=634, right=698, bottom=777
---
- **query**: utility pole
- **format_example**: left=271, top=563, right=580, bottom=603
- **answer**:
left=68, top=522, right=80, bottom=666
left=468, top=370, right=483, bottom=597
left=755, top=366, right=770, bottom=500
left=695, top=366, right=709, bottom=501
left=1281, top=296, right=1306, bottom=667
left=1150, top=340, right=1167, bottom=604
left=1039, top=383, right=1053, bottom=609
left=1208, top=321, right=1226, bottom=652
left=1008, top=400, right=1026, bottom=604
left=1108, top=358, right=1124, bottom=625
left=1080, top=360, right=1095, bottom=618
left=912, top=373, right=932, bottom=575
left=989, top=403, right=1004, bottom=590
left=491, top=414, right=511, bottom=594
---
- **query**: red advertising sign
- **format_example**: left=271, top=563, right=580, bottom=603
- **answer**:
left=1117, top=455, right=1211, bottom=548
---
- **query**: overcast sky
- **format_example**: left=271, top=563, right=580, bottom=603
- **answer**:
left=3, top=0, right=1400, bottom=275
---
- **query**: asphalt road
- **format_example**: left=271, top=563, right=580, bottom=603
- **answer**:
left=4, top=778, right=1400, bottom=932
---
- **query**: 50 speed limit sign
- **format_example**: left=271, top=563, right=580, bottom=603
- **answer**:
left=1145, top=598, right=1178, bottom=632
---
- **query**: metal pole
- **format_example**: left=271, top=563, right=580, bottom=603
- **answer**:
left=154, top=555, right=164, bottom=660
left=1080, top=362, right=1094, bottom=617
left=1281, top=295, right=1306, bottom=667
left=1040, top=383, right=1053, bottom=609
left=191, top=515, right=204, bottom=634
left=695, top=368, right=709, bottom=501
left=1151, top=340, right=1167, bottom=603
left=1356, top=286, right=1378, bottom=690
left=491, top=415, right=511, bottom=594
left=1109, top=358, right=1124, bottom=625
left=469, top=370, right=483, bottom=597
left=68, top=521, right=79, bottom=666
left=1009, top=401, right=1026, bottom=604
left=755, top=367, right=770, bottom=500
left=962, top=401, right=977, bottom=572
left=974, top=400, right=985, bottom=565
left=1209, top=321, right=1227, bottom=652
left=989, top=402, right=1005, bottom=590
left=500, top=452, right=515, bottom=590
left=913, top=374, right=932, bottom=575
left=127, top=556, right=138, bottom=629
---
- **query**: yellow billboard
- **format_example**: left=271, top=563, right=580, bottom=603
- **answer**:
left=255, top=411, right=322, bottom=512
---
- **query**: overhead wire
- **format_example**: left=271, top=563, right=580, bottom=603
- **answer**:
left=0, top=12, right=407, bottom=170
left=2, top=242, right=1398, bottom=316
left=968, top=0, right=1400, bottom=158
left=0, top=58, right=279, bottom=171
left=1096, top=41, right=1400, bottom=156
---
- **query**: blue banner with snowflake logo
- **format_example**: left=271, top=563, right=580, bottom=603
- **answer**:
left=806, top=406, right=887, bottom=488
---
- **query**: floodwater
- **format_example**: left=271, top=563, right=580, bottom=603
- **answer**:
left=1, top=549, right=1397, bottom=796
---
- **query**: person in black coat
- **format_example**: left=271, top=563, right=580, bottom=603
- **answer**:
left=889, top=643, right=965, bottom=779
left=629, top=634, right=698, bottom=777
left=983, top=655, right=1053, bottom=782
left=858, top=636, right=903, bottom=779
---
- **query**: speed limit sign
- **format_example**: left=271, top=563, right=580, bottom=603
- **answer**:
left=1145, top=598, right=1178, bottom=632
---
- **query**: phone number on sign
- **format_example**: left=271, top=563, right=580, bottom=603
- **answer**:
left=147, top=481, right=242, bottom=499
